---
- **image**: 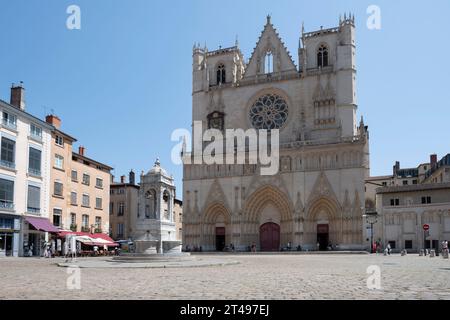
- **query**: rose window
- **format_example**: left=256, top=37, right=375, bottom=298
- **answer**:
left=249, top=94, right=288, bottom=129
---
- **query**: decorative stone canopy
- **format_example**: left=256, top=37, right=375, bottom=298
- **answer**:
left=147, top=158, right=170, bottom=177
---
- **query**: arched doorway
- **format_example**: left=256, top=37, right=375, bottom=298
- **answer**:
left=215, top=226, right=225, bottom=251
left=202, top=202, right=231, bottom=251
left=243, top=185, right=294, bottom=250
left=259, top=222, right=280, bottom=251
left=317, top=223, right=329, bottom=251
left=306, top=197, right=340, bottom=250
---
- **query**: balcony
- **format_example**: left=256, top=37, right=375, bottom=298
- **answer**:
left=27, top=207, right=40, bottom=215
left=29, top=133, right=43, bottom=143
left=94, top=228, right=102, bottom=233
left=70, top=224, right=77, bottom=232
left=0, top=200, right=14, bottom=211
left=0, top=160, right=15, bottom=170
left=28, top=168, right=41, bottom=177
left=2, top=119, right=17, bottom=130
left=81, top=226, right=90, bottom=233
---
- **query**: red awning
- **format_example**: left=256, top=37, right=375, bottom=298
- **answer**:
left=25, top=216, right=59, bottom=233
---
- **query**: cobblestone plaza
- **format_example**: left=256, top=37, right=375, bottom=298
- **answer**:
left=1, top=254, right=449, bottom=300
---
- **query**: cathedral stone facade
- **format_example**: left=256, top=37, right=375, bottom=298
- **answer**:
left=183, top=15, right=370, bottom=251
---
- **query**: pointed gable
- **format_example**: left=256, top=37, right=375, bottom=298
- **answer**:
left=202, top=179, right=231, bottom=213
left=243, top=16, right=297, bottom=78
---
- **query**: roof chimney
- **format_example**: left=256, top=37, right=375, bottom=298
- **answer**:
left=120, top=175, right=126, bottom=183
left=430, top=154, right=437, bottom=167
left=45, top=114, right=61, bottom=129
left=10, top=82, right=25, bottom=110
left=129, top=170, right=135, bottom=185
left=78, top=146, right=85, bottom=156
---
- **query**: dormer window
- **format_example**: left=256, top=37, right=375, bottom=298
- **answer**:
left=317, top=44, right=329, bottom=68
left=264, top=51, right=273, bottom=73
left=216, top=64, right=226, bottom=84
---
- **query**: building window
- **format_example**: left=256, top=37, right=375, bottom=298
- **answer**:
left=421, top=196, right=431, bottom=204
left=388, top=241, right=396, bottom=249
left=118, top=202, right=125, bottom=216
left=109, top=202, right=114, bottom=215
left=30, top=124, right=42, bottom=140
left=54, top=154, right=64, bottom=169
left=216, top=63, right=226, bottom=84
left=96, top=178, right=103, bottom=189
left=1, top=137, right=15, bottom=169
left=405, top=240, right=413, bottom=249
left=54, top=181, right=63, bottom=197
left=117, top=223, right=124, bottom=238
left=412, top=180, right=418, bottom=185
left=82, top=214, right=89, bottom=231
left=402, top=180, right=408, bottom=185
left=95, top=216, right=102, bottom=232
left=70, top=213, right=77, bottom=231
left=110, top=189, right=115, bottom=195
left=95, top=197, right=102, bottom=209
left=71, top=170, right=78, bottom=182
left=2, top=112, right=17, bottom=129
left=317, top=44, right=329, bottom=68
left=82, top=194, right=90, bottom=207
left=0, top=178, right=14, bottom=210
left=390, top=198, right=400, bottom=206
left=264, top=51, right=273, bottom=73
left=382, top=182, right=387, bottom=186
left=28, top=147, right=41, bottom=176
left=82, top=174, right=90, bottom=185
left=53, top=209, right=62, bottom=227
left=118, top=189, right=124, bottom=195
left=55, top=135, right=64, bottom=147
left=71, top=192, right=77, bottom=205
left=27, top=185, right=40, bottom=213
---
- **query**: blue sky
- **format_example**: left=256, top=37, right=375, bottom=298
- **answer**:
left=1, top=0, right=449, bottom=196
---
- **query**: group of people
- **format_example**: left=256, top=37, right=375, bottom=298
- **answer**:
left=184, top=245, right=203, bottom=252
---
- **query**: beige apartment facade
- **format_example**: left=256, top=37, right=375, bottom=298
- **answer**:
left=365, top=153, right=450, bottom=252
left=109, top=171, right=139, bottom=240
left=375, top=183, right=450, bottom=252
left=46, top=115, right=112, bottom=237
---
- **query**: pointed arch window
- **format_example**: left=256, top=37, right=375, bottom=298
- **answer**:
left=264, top=51, right=273, bottom=74
left=207, top=111, right=225, bottom=130
left=317, top=44, right=329, bottom=68
left=216, top=64, right=226, bottom=85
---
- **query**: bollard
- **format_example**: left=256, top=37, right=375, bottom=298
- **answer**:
left=401, top=249, right=407, bottom=256
left=419, top=249, right=424, bottom=256
left=430, top=249, right=435, bottom=257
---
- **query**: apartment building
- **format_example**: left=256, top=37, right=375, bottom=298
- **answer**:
left=45, top=115, right=112, bottom=239
left=0, top=84, right=54, bottom=257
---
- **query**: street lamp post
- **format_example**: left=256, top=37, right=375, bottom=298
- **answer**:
left=364, top=211, right=378, bottom=253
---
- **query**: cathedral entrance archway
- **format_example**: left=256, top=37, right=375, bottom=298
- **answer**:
left=244, top=185, right=294, bottom=250
left=202, top=202, right=231, bottom=251
left=259, top=222, right=280, bottom=251
left=306, top=197, right=340, bottom=249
